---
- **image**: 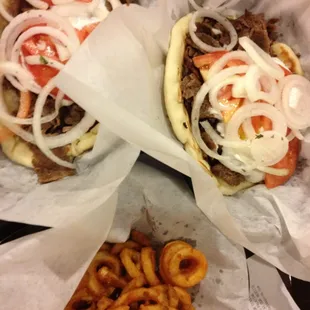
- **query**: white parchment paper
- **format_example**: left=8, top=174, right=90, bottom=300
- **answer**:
left=0, top=123, right=139, bottom=227
left=55, top=0, right=310, bottom=280
left=0, top=159, right=248, bottom=310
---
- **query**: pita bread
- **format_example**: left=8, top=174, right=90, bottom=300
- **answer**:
left=1, top=124, right=99, bottom=168
left=0, top=2, right=98, bottom=173
left=164, top=14, right=302, bottom=195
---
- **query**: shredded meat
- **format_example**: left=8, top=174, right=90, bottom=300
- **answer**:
left=29, top=144, right=75, bottom=184
left=211, top=163, right=246, bottom=186
left=232, top=11, right=275, bottom=53
left=201, top=131, right=216, bottom=150
left=181, top=73, right=202, bottom=100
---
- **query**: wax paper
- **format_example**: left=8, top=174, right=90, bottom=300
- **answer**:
left=55, top=0, right=310, bottom=280
left=0, top=159, right=248, bottom=310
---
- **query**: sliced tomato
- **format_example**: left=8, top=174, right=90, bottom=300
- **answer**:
left=76, top=22, right=99, bottom=43
left=193, top=51, right=246, bottom=70
left=193, top=51, right=228, bottom=69
left=265, top=137, right=300, bottom=188
left=22, top=34, right=58, bottom=59
left=222, top=98, right=242, bottom=123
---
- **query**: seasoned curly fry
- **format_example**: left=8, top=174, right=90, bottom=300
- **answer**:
left=120, top=248, right=143, bottom=278
left=64, top=289, right=95, bottom=310
left=167, top=248, right=208, bottom=288
left=65, top=231, right=206, bottom=310
left=167, top=285, right=179, bottom=308
left=87, top=252, right=121, bottom=297
left=130, top=230, right=151, bottom=247
left=111, top=241, right=142, bottom=255
left=99, top=243, right=112, bottom=252
left=160, top=241, right=191, bottom=284
left=111, top=287, right=169, bottom=307
left=173, top=287, right=192, bottom=307
left=121, top=275, right=147, bottom=294
left=96, top=296, right=113, bottom=310
left=97, top=267, right=127, bottom=288
left=141, top=247, right=161, bottom=286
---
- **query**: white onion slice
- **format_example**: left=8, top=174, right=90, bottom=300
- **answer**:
left=0, top=1, right=13, bottom=22
left=245, top=65, right=280, bottom=105
left=226, top=103, right=287, bottom=141
left=191, top=83, right=229, bottom=161
left=209, top=75, right=241, bottom=111
left=52, top=39, right=71, bottom=62
left=232, top=75, right=247, bottom=98
left=256, top=166, right=289, bottom=176
left=201, top=120, right=249, bottom=148
left=250, top=130, right=289, bottom=166
left=279, top=75, right=310, bottom=130
left=189, top=9, right=238, bottom=52
left=291, top=128, right=304, bottom=140
left=33, top=79, right=75, bottom=169
left=188, top=0, right=202, bottom=11
left=208, top=65, right=249, bottom=88
left=242, top=117, right=256, bottom=139
left=207, top=51, right=253, bottom=80
left=25, top=0, right=49, bottom=10
left=51, top=0, right=100, bottom=17
left=239, top=37, right=284, bottom=80
left=25, top=55, right=65, bottom=71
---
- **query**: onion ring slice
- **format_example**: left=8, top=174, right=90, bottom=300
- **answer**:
left=189, top=9, right=238, bottom=52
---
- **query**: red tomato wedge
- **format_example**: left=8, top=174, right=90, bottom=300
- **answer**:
left=76, top=22, right=99, bottom=43
left=193, top=51, right=246, bottom=70
left=21, top=22, right=99, bottom=95
left=193, top=51, right=228, bottom=69
left=265, top=137, right=300, bottom=188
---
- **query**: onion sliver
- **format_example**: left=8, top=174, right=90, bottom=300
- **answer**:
left=279, top=74, right=310, bottom=130
left=33, top=79, right=75, bottom=169
left=201, top=120, right=249, bottom=148
left=25, top=0, right=49, bottom=9
left=50, top=0, right=100, bottom=17
left=191, top=83, right=229, bottom=161
left=232, top=76, right=247, bottom=98
left=52, top=0, right=75, bottom=4
left=239, top=36, right=284, bottom=80
left=25, top=55, right=65, bottom=71
left=226, top=103, right=287, bottom=141
left=209, top=75, right=242, bottom=111
left=250, top=130, right=289, bottom=166
left=0, top=1, right=13, bottom=22
left=208, top=65, right=249, bottom=88
left=208, top=51, right=253, bottom=79
left=189, top=9, right=238, bottom=52
left=245, top=64, right=280, bottom=105
left=257, top=166, right=289, bottom=176
left=242, top=118, right=256, bottom=139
